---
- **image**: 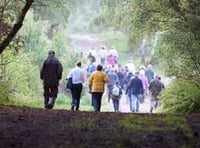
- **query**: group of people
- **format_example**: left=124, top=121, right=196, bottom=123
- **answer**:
left=104, top=64, right=164, bottom=113
left=87, top=46, right=118, bottom=67
left=40, top=49, right=165, bottom=113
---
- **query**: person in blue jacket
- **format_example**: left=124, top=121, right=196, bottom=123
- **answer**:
left=126, top=72, right=143, bottom=112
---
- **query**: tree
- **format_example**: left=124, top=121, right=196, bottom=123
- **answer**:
left=0, top=0, right=34, bottom=54
left=97, top=0, right=200, bottom=112
left=0, top=0, right=92, bottom=54
left=129, top=0, right=200, bottom=113
left=0, top=1, right=87, bottom=107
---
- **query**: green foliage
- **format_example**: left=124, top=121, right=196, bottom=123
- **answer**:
left=54, top=94, right=71, bottom=109
left=70, top=118, right=98, bottom=132
left=98, top=0, right=200, bottom=112
left=157, top=29, right=200, bottom=77
left=54, top=90, right=93, bottom=111
left=0, top=0, right=91, bottom=108
left=159, top=79, right=200, bottom=113
left=1, top=0, right=200, bottom=113
left=0, top=7, right=90, bottom=108
left=0, top=78, right=13, bottom=104
left=19, top=10, right=50, bottom=65
left=0, top=49, right=41, bottom=105
left=6, top=51, right=41, bottom=99
left=119, top=114, right=192, bottom=138
left=2, top=97, right=43, bottom=108
left=0, top=0, right=26, bottom=53
left=33, top=0, right=91, bottom=27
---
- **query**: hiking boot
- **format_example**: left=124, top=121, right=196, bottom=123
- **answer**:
left=48, top=104, right=53, bottom=109
left=71, top=106, right=74, bottom=111
left=44, top=104, right=49, bottom=109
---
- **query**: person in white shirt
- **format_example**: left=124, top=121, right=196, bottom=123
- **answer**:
left=109, top=46, right=118, bottom=58
left=67, top=61, right=85, bottom=111
left=126, top=60, right=136, bottom=74
left=88, top=47, right=96, bottom=57
left=99, top=46, right=107, bottom=65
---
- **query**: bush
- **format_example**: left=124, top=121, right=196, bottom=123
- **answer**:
left=0, top=79, right=14, bottom=104
left=159, top=78, right=200, bottom=113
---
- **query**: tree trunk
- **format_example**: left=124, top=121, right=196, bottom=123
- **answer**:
left=0, top=0, right=34, bottom=54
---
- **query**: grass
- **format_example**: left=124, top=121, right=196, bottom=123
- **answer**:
left=0, top=89, right=114, bottom=112
left=118, top=114, right=192, bottom=138
left=70, top=118, right=98, bottom=132
left=0, top=96, right=43, bottom=108
left=0, top=104, right=198, bottom=147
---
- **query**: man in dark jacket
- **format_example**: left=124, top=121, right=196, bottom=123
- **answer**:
left=40, top=50, right=63, bottom=109
left=149, top=75, right=164, bottom=113
left=126, top=72, right=143, bottom=112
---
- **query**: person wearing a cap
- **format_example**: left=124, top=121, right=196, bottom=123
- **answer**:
left=40, top=50, right=63, bottom=109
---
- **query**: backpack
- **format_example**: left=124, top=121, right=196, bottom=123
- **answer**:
left=112, top=85, right=122, bottom=97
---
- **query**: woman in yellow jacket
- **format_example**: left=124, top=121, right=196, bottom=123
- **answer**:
left=89, top=64, right=109, bottom=112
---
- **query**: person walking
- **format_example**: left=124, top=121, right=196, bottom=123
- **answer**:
left=40, top=50, right=63, bottom=109
left=139, top=69, right=149, bottom=103
left=107, top=69, right=119, bottom=102
left=89, top=64, right=109, bottom=112
left=149, top=75, right=165, bottom=113
left=107, top=54, right=117, bottom=67
left=145, top=64, right=154, bottom=84
left=124, top=71, right=133, bottom=104
left=126, top=72, right=143, bottom=112
left=67, top=61, right=85, bottom=111
left=87, top=62, right=97, bottom=77
left=111, top=82, right=122, bottom=112
left=99, top=46, right=107, bottom=65
left=87, top=52, right=96, bottom=64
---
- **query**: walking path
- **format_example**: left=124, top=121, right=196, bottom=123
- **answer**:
left=104, top=93, right=151, bottom=113
left=68, top=33, right=170, bottom=113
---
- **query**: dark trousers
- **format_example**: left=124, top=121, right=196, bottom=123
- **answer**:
left=112, top=99, right=119, bottom=112
left=43, top=86, right=58, bottom=109
left=71, top=83, right=83, bottom=110
left=100, top=58, right=106, bottom=65
left=107, top=85, right=113, bottom=102
left=92, top=92, right=103, bottom=112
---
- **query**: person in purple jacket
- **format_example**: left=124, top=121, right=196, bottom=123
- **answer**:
left=139, top=69, right=149, bottom=103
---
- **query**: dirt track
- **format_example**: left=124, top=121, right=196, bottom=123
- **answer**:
left=0, top=105, right=200, bottom=148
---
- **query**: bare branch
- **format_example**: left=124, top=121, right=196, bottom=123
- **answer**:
left=0, top=0, right=34, bottom=54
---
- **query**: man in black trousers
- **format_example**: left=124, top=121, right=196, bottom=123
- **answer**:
left=40, top=50, right=63, bottom=109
